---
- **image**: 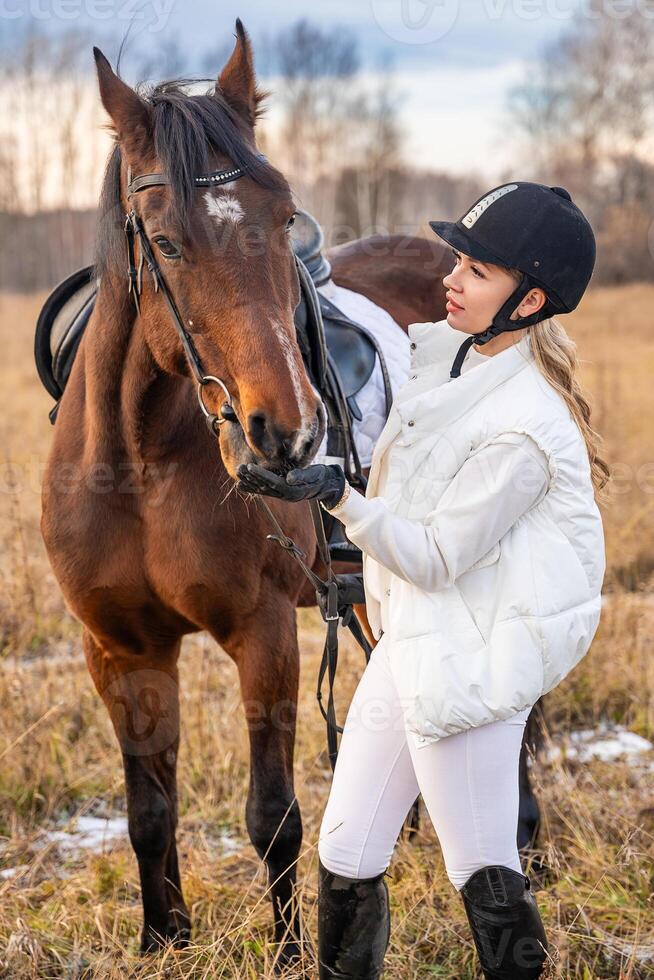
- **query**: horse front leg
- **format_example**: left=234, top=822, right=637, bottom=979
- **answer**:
left=83, top=629, right=190, bottom=951
left=226, top=606, right=305, bottom=969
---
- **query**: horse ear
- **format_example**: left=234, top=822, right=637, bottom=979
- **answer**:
left=93, top=47, right=153, bottom=161
left=216, top=19, right=269, bottom=128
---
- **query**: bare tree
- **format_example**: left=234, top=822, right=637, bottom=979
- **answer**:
left=0, top=25, right=101, bottom=287
left=348, top=52, right=405, bottom=235
left=272, top=18, right=361, bottom=223
left=0, top=41, right=18, bottom=212
left=506, top=0, right=654, bottom=282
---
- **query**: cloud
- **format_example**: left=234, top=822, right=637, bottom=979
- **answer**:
left=384, top=58, right=530, bottom=177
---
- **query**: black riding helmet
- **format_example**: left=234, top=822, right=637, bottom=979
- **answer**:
left=429, top=181, right=596, bottom=378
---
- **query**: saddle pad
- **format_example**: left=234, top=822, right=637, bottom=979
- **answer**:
left=313, top=280, right=410, bottom=468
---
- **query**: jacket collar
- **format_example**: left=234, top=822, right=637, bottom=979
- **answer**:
left=366, top=321, right=534, bottom=496
left=395, top=323, right=533, bottom=430
left=408, top=318, right=471, bottom=371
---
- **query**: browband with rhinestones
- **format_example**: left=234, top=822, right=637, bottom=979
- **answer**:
left=126, top=153, right=268, bottom=198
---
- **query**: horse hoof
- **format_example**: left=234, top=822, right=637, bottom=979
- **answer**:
left=140, top=923, right=191, bottom=954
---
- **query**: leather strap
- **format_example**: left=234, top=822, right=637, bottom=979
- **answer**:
left=125, top=158, right=267, bottom=198
left=253, top=493, right=372, bottom=772
left=126, top=209, right=207, bottom=385
left=449, top=334, right=477, bottom=379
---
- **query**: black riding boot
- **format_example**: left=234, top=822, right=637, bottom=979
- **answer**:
left=461, top=865, right=548, bottom=979
left=317, top=859, right=390, bottom=978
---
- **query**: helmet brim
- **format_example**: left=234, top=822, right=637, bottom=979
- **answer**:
left=428, top=221, right=512, bottom=270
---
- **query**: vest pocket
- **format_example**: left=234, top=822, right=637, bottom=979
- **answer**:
left=454, top=585, right=488, bottom=647
left=454, top=542, right=502, bottom=644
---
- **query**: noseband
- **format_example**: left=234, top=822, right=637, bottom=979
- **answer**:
left=123, top=155, right=267, bottom=433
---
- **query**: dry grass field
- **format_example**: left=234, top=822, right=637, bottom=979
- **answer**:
left=0, top=285, right=652, bottom=978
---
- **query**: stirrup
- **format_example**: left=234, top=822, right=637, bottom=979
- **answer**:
left=318, top=859, right=390, bottom=978
left=461, top=865, right=548, bottom=979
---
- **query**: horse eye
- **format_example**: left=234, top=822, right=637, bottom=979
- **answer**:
left=153, top=236, right=181, bottom=259
left=286, top=212, right=297, bottom=231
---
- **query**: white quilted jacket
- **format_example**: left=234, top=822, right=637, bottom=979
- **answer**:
left=326, top=319, right=606, bottom=748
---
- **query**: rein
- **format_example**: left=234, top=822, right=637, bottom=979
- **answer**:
left=123, top=158, right=372, bottom=770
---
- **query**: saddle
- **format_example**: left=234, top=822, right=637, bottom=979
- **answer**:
left=34, top=209, right=393, bottom=567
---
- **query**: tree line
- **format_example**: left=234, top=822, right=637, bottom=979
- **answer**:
left=1, top=7, right=652, bottom=292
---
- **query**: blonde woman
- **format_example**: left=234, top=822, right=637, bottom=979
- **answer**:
left=237, top=182, right=609, bottom=978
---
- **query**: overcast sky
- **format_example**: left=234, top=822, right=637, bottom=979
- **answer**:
left=1, top=0, right=589, bottom=181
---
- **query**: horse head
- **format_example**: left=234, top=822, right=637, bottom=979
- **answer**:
left=93, top=20, right=325, bottom=477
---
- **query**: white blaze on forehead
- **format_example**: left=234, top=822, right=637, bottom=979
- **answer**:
left=203, top=189, right=244, bottom=224
left=270, top=319, right=316, bottom=455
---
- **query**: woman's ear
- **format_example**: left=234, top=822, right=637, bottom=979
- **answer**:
left=516, top=287, right=547, bottom=318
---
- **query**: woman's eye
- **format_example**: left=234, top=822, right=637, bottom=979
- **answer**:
left=153, top=236, right=181, bottom=259
left=452, top=250, right=484, bottom=278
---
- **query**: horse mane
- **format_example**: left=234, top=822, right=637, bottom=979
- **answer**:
left=94, top=78, right=287, bottom=279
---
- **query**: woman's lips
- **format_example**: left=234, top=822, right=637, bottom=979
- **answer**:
left=446, top=297, right=464, bottom=312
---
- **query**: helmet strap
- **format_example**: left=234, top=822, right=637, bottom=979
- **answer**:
left=449, top=274, right=548, bottom=380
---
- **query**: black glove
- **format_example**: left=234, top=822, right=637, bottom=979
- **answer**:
left=316, top=573, right=366, bottom=627
left=236, top=462, right=346, bottom=509
left=335, top=573, right=366, bottom=608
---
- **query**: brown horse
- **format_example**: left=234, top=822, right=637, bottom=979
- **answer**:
left=40, top=18, right=540, bottom=967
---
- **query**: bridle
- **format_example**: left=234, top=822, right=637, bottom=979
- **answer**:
left=123, top=154, right=372, bottom=770
left=123, top=155, right=268, bottom=433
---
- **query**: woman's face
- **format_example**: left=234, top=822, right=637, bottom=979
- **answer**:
left=442, top=246, right=545, bottom=335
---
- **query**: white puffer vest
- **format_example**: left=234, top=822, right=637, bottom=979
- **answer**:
left=361, top=318, right=606, bottom=748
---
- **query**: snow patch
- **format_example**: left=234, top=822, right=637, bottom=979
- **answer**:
left=38, top=815, right=129, bottom=855
left=546, top=724, right=653, bottom=764
left=0, top=815, right=245, bottom=882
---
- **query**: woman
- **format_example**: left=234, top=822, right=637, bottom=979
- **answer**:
left=236, top=182, right=609, bottom=979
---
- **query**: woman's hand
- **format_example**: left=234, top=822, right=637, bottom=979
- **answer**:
left=236, top=462, right=346, bottom=508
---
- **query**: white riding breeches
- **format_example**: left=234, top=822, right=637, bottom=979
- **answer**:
left=317, top=634, right=531, bottom=890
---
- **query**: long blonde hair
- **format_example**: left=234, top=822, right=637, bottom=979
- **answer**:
left=507, top=269, right=611, bottom=501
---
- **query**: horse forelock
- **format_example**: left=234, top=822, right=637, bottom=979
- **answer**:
left=93, top=78, right=287, bottom=280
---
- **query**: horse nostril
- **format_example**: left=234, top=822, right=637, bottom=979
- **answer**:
left=247, top=406, right=324, bottom=461
left=247, top=410, right=268, bottom=450
left=289, top=407, right=324, bottom=462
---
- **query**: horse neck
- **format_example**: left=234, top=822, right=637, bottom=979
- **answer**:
left=84, top=271, right=172, bottom=463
